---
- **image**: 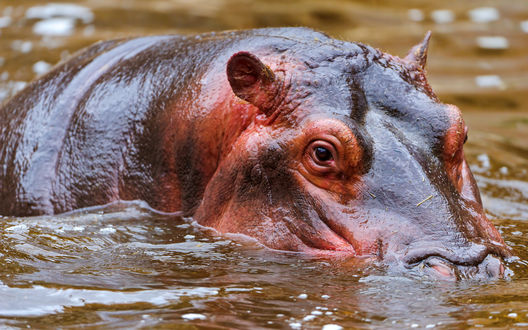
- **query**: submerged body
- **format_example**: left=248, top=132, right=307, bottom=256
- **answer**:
left=0, top=28, right=511, bottom=279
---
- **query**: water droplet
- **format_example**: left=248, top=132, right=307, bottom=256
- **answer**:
left=521, top=21, right=528, bottom=33
left=322, top=325, right=343, bottom=330
left=0, top=16, right=11, bottom=28
left=181, top=313, right=206, bottom=320
left=26, top=4, right=94, bottom=24
left=33, top=61, right=52, bottom=76
left=477, top=36, right=509, bottom=50
left=475, top=75, right=505, bottom=89
left=33, top=18, right=75, bottom=36
left=408, top=9, right=424, bottom=22
left=431, top=10, right=455, bottom=24
left=289, top=322, right=302, bottom=329
left=468, top=7, right=500, bottom=23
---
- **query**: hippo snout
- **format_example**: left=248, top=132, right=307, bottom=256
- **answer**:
left=404, top=245, right=510, bottom=280
left=412, top=255, right=506, bottom=280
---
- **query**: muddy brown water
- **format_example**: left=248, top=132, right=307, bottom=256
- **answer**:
left=0, top=0, right=527, bottom=328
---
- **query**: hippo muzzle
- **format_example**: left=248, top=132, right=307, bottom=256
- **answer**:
left=403, top=244, right=509, bottom=280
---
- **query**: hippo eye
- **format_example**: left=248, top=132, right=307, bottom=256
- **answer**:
left=463, top=133, right=468, bottom=144
left=307, top=140, right=338, bottom=171
left=314, top=146, right=333, bottom=162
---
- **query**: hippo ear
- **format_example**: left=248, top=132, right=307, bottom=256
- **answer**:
left=404, top=31, right=432, bottom=70
left=227, top=51, right=278, bottom=116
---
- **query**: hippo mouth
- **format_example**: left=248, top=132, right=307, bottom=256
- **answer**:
left=403, top=244, right=511, bottom=280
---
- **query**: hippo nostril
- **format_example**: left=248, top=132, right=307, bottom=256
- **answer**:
left=431, top=263, right=454, bottom=278
left=480, top=254, right=505, bottom=278
left=420, top=257, right=460, bottom=281
left=405, top=246, right=510, bottom=280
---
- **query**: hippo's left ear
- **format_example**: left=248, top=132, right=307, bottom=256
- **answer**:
left=227, top=51, right=279, bottom=116
left=404, top=31, right=432, bottom=70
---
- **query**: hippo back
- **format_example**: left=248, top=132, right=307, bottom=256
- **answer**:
left=0, top=28, right=334, bottom=216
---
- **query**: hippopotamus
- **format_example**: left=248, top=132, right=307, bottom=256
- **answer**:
left=0, top=27, right=511, bottom=279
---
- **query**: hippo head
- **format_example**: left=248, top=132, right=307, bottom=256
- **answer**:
left=194, top=32, right=512, bottom=280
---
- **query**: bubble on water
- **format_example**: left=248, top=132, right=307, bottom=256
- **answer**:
left=411, top=324, right=419, bottom=328
left=26, top=4, right=94, bottom=24
left=508, top=313, right=518, bottom=318
left=521, top=21, right=528, bottom=33
left=303, top=315, right=316, bottom=321
left=426, top=324, right=436, bottom=329
left=184, top=234, right=195, bottom=240
left=477, top=36, right=509, bottom=50
left=477, top=154, right=491, bottom=169
left=3, top=7, right=13, bottom=16
left=0, top=16, right=11, bottom=28
left=322, top=325, right=343, bottom=330
left=11, top=40, right=33, bottom=53
left=511, top=231, right=522, bottom=236
left=181, top=313, right=206, bottom=320
left=468, top=7, right=500, bottom=23
left=499, top=166, right=509, bottom=175
left=475, top=75, right=505, bottom=89
left=321, top=294, right=330, bottom=299
left=33, top=18, right=75, bottom=36
left=408, top=9, right=424, bottom=22
left=311, top=310, right=323, bottom=315
left=431, top=10, right=455, bottom=24
left=289, top=322, right=302, bottom=329
left=83, top=25, right=95, bottom=36
left=20, top=42, right=32, bottom=53
left=33, top=61, right=52, bottom=76
left=298, top=293, right=308, bottom=299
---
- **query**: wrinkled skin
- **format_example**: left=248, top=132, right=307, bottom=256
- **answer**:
left=0, top=28, right=512, bottom=280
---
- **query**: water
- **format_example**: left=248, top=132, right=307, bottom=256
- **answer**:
left=0, top=195, right=526, bottom=328
left=0, top=0, right=527, bottom=328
